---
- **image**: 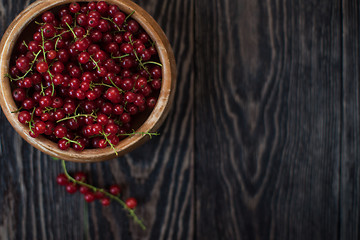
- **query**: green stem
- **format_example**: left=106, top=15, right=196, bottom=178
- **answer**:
left=22, top=40, right=28, bottom=48
left=28, top=107, right=36, bottom=134
left=62, top=137, right=82, bottom=147
left=43, top=106, right=55, bottom=113
left=61, top=160, right=146, bottom=230
left=101, top=131, right=118, bottom=156
left=47, top=70, right=55, bottom=96
left=50, top=30, right=70, bottom=40
left=143, top=61, right=162, bottom=67
left=35, top=21, right=45, bottom=26
left=40, top=82, right=47, bottom=96
left=111, top=53, right=129, bottom=59
left=118, top=130, right=160, bottom=139
left=55, top=37, right=60, bottom=51
left=89, top=56, right=101, bottom=71
left=56, top=113, right=97, bottom=123
left=125, top=10, right=135, bottom=23
left=40, top=29, right=47, bottom=62
left=11, top=106, right=23, bottom=113
left=91, top=82, right=113, bottom=89
left=101, top=16, right=121, bottom=31
left=108, top=76, right=124, bottom=93
left=128, top=35, right=151, bottom=77
left=66, top=22, right=77, bottom=39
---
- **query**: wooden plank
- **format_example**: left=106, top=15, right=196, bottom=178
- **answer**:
left=340, top=1, right=360, bottom=239
left=0, top=0, right=194, bottom=239
left=194, top=0, right=342, bottom=239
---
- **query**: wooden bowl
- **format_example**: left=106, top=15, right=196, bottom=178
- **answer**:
left=0, top=0, right=176, bottom=162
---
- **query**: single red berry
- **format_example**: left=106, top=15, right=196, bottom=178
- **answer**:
left=42, top=23, right=56, bottom=38
left=47, top=50, right=57, bottom=60
left=16, top=56, right=30, bottom=73
left=84, top=192, right=95, bottom=202
left=74, top=26, right=86, bottom=38
left=12, top=88, right=26, bottom=102
left=52, top=61, right=65, bottom=73
left=76, top=13, right=88, bottom=26
left=120, top=112, right=131, bottom=124
left=74, top=172, right=86, bottom=182
left=22, top=98, right=35, bottom=110
left=36, top=61, right=48, bottom=73
left=18, top=111, right=31, bottom=124
left=78, top=52, right=90, bottom=64
left=42, top=11, right=55, bottom=23
left=58, top=139, right=70, bottom=150
left=79, top=186, right=90, bottom=194
left=28, top=41, right=41, bottom=53
left=151, top=79, right=162, bottom=90
left=125, top=197, right=138, bottom=209
left=66, top=183, right=77, bottom=194
left=54, top=125, right=67, bottom=138
left=147, top=97, right=157, bottom=108
left=61, top=14, right=73, bottom=25
left=34, top=121, right=46, bottom=134
left=113, top=12, right=125, bottom=26
left=94, top=191, right=105, bottom=199
left=101, top=197, right=111, bottom=206
left=69, top=2, right=80, bottom=13
left=56, top=173, right=69, bottom=186
left=109, top=185, right=121, bottom=195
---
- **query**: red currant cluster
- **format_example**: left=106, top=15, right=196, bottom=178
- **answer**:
left=56, top=171, right=137, bottom=209
left=9, top=1, right=162, bottom=152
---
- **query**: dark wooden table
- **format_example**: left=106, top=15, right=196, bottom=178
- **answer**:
left=0, top=0, right=359, bottom=239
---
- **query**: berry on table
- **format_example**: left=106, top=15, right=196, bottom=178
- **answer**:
left=125, top=197, right=138, bottom=209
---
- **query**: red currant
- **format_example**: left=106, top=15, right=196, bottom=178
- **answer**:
left=125, top=197, right=137, bottom=209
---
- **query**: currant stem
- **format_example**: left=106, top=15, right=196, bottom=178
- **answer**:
left=11, top=106, right=23, bottom=113
left=55, top=37, right=60, bottom=51
left=142, top=61, right=162, bottom=67
left=128, top=35, right=151, bottom=77
left=108, top=76, right=124, bottom=93
left=65, top=22, right=77, bottom=40
left=40, top=82, right=47, bottom=96
left=89, top=55, right=101, bottom=71
left=118, top=130, right=160, bottom=139
left=101, top=16, right=121, bottom=32
left=56, top=112, right=97, bottom=123
left=50, top=30, right=70, bottom=41
left=35, top=21, right=45, bottom=25
left=91, top=82, right=113, bottom=89
left=124, top=10, right=135, bottom=23
left=61, top=160, right=146, bottom=230
left=111, top=53, right=129, bottom=59
left=101, top=131, right=118, bottom=155
left=40, top=29, right=47, bottom=62
left=62, top=137, right=82, bottom=147
left=28, top=107, right=36, bottom=134
left=43, top=106, right=55, bottom=113
left=47, top=70, right=55, bottom=96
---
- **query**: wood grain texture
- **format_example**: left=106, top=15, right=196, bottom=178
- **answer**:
left=2, top=0, right=360, bottom=239
left=340, top=0, right=360, bottom=239
left=194, top=0, right=342, bottom=239
left=0, top=0, right=194, bottom=239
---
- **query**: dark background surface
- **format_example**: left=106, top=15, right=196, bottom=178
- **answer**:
left=0, top=0, right=359, bottom=239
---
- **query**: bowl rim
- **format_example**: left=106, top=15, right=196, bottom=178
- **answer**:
left=0, top=0, right=176, bottom=162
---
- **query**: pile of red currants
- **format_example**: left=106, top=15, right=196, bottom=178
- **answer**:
left=9, top=1, right=162, bottom=152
